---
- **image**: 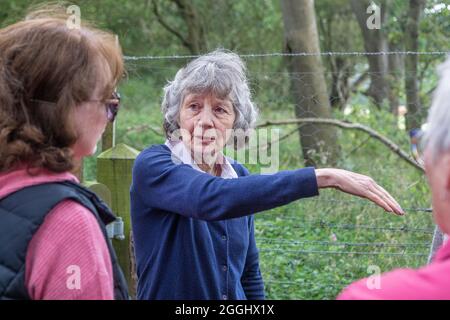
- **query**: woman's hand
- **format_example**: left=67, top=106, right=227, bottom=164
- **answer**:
left=315, top=168, right=405, bottom=215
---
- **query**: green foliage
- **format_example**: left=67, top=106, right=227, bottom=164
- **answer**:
left=1, top=0, right=445, bottom=300
left=83, top=73, right=433, bottom=299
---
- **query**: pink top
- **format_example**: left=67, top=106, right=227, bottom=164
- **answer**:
left=337, top=240, right=450, bottom=300
left=0, top=167, right=114, bottom=300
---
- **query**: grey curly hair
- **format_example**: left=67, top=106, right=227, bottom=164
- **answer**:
left=161, top=49, right=258, bottom=139
left=424, top=57, right=450, bottom=160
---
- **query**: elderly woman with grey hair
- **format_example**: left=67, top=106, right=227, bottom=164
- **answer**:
left=338, top=57, right=450, bottom=300
left=130, top=50, right=403, bottom=300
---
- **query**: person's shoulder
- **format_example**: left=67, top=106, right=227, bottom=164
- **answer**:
left=48, top=200, right=105, bottom=241
left=29, top=199, right=106, bottom=252
left=26, top=199, right=113, bottom=300
left=138, top=144, right=171, bottom=158
left=133, top=143, right=187, bottom=183
left=135, top=144, right=171, bottom=167
left=338, top=262, right=450, bottom=300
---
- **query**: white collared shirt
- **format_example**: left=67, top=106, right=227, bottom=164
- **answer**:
left=165, top=140, right=238, bottom=179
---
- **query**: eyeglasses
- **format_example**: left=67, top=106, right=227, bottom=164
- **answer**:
left=90, top=91, right=121, bottom=123
left=30, top=90, right=121, bottom=123
left=105, top=91, right=121, bottom=123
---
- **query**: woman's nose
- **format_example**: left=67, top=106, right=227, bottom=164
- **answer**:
left=197, top=108, right=214, bottom=128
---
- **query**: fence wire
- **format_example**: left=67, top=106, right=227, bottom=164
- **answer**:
left=118, top=50, right=447, bottom=299
left=124, top=50, right=450, bottom=61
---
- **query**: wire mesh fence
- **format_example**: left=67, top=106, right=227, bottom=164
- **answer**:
left=86, top=49, right=449, bottom=299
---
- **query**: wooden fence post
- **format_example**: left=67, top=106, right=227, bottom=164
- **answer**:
left=97, top=143, right=140, bottom=298
left=102, top=122, right=115, bottom=151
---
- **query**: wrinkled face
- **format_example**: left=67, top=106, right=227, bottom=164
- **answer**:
left=424, top=147, right=450, bottom=235
left=71, top=64, right=112, bottom=159
left=178, top=92, right=236, bottom=166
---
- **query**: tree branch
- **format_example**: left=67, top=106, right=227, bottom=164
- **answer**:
left=257, top=118, right=424, bottom=172
left=253, top=126, right=303, bottom=151
left=151, top=0, right=192, bottom=50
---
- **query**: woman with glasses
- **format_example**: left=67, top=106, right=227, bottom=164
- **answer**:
left=0, top=6, right=128, bottom=300
left=338, top=57, right=450, bottom=300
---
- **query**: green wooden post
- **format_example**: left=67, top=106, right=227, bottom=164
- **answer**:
left=83, top=181, right=112, bottom=207
left=97, top=143, right=140, bottom=298
left=102, top=122, right=115, bottom=151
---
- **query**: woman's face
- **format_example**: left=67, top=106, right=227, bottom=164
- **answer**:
left=178, top=92, right=236, bottom=166
left=71, top=96, right=109, bottom=159
left=71, top=77, right=111, bottom=159
left=424, top=147, right=450, bottom=235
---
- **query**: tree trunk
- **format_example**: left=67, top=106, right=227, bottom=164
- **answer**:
left=281, top=0, right=339, bottom=167
left=174, top=0, right=207, bottom=54
left=405, top=0, right=425, bottom=131
left=329, top=56, right=352, bottom=110
left=387, top=40, right=404, bottom=115
left=350, top=0, right=390, bottom=108
left=151, top=0, right=207, bottom=55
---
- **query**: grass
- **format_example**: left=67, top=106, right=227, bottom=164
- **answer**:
left=83, top=70, right=433, bottom=300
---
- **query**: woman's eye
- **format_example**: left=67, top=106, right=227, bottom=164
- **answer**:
left=215, top=107, right=227, bottom=114
left=188, top=104, right=199, bottom=111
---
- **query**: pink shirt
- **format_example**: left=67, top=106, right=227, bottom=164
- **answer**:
left=338, top=240, right=450, bottom=300
left=0, top=167, right=114, bottom=300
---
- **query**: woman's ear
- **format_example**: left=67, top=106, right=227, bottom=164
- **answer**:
left=438, top=154, right=450, bottom=234
left=442, top=154, right=450, bottom=200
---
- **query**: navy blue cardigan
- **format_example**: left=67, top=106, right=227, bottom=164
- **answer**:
left=130, top=144, right=319, bottom=300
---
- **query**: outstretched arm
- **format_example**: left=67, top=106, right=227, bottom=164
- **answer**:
left=315, top=168, right=404, bottom=215
left=131, top=146, right=319, bottom=221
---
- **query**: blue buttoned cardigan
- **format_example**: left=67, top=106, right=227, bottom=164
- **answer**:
left=130, top=144, right=319, bottom=300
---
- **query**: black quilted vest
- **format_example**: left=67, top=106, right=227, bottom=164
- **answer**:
left=0, top=181, right=129, bottom=300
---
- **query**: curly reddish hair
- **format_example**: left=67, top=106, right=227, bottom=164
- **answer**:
left=0, top=6, right=124, bottom=173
